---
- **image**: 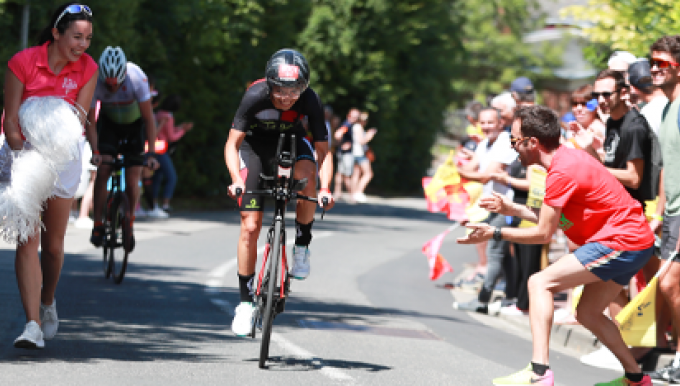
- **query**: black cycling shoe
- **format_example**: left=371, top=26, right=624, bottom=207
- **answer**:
left=90, top=225, right=105, bottom=247
left=128, top=234, right=135, bottom=253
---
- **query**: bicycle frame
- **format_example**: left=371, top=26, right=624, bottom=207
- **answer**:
left=240, top=133, right=324, bottom=368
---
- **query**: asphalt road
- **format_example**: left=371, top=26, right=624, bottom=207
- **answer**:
left=0, top=197, right=620, bottom=385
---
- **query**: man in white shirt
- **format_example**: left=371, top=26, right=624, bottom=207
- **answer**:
left=454, top=107, right=518, bottom=313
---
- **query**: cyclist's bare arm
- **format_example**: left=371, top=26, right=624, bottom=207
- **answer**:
left=225, top=129, right=246, bottom=198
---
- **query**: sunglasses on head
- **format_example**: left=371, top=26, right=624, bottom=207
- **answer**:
left=651, top=58, right=680, bottom=69
left=54, top=4, right=92, bottom=29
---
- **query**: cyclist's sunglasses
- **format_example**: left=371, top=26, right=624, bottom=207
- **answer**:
left=54, top=4, right=92, bottom=29
left=651, top=58, right=680, bottom=69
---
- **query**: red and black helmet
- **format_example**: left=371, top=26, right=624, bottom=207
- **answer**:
left=265, top=49, right=310, bottom=91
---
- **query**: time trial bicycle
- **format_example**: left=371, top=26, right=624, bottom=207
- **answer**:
left=236, top=133, right=328, bottom=369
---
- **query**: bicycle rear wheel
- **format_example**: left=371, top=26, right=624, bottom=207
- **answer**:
left=110, top=193, right=131, bottom=284
left=259, top=220, right=282, bottom=369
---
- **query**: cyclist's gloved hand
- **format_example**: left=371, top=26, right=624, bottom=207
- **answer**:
left=228, top=183, right=245, bottom=200
left=146, top=156, right=160, bottom=170
left=318, top=189, right=335, bottom=210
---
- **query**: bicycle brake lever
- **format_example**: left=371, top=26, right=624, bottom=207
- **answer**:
left=320, top=197, right=329, bottom=220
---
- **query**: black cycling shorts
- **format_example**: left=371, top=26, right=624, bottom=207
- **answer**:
left=237, top=137, right=316, bottom=212
left=97, top=115, right=145, bottom=166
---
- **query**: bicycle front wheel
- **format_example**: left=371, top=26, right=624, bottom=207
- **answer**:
left=259, top=219, right=283, bottom=369
left=110, top=193, right=131, bottom=284
left=102, top=194, right=114, bottom=278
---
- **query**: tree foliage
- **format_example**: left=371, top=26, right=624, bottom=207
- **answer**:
left=562, top=0, right=678, bottom=61
left=0, top=0, right=556, bottom=196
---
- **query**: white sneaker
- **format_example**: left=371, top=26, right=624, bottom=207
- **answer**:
left=290, top=246, right=311, bottom=280
left=14, top=321, right=45, bottom=349
left=134, top=206, right=148, bottom=218
left=487, top=300, right=503, bottom=316
left=231, top=302, right=256, bottom=337
left=74, top=216, right=94, bottom=229
left=147, top=207, right=169, bottom=219
left=579, top=345, right=624, bottom=371
left=353, top=192, right=368, bottom=203
left=40, top=300, right=59, bottom=340
left=499, top=305, right=528, bottom=316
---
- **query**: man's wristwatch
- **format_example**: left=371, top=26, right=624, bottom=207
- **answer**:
left=493, top=226, right=502, bottom=241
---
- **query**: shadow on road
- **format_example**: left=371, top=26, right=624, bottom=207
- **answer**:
left=248, top=355, right=393, bottom=372
left=0, top=252, right=241, bottom=364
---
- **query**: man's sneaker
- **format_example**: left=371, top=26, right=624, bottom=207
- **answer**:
left=488, top=300, right=503, bottom=316
left=594, top=375, right=652, bottom=385
left=290, top=246, right=310, bottom=280
left=39, top=300, right=59, bottom=340
left=452, top=299, right=488, bottom=315
left=492, top=364, right=554, bottom=385
left=500, top=304, right=529, bottom=317
left=667, top=366, right=680, bottom=384
left=90, top=225, right=105, bottom=247
left=13, top=321, right=45, bottom=349
left=646, top=360, right=679, bottom=384
left=231, top=302, right=256, bottom=337
left=147, top=207, right=169, bottom=219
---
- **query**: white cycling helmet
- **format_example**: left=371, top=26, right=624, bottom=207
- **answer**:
left=99, top=46, right=127, bottom=85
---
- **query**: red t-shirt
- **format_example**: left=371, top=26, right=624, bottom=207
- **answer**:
left=3, top=42, right=98, bottom=137
left=8, top=41, right=98, bottom=104
left=544, top=146, right=653, bottom=251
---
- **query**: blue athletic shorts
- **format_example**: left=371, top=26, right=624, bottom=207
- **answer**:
left=574, top=242, right=654, bottom=285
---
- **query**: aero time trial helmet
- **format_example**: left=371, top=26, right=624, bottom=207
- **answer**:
left=99, top=46, right=127, bottom=86
left=265, top=49, right=310, bottom=92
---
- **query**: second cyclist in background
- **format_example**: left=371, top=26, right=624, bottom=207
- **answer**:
left=88, top=46, right=159, bottom=251
left=224, top=49, right=335, bottom=336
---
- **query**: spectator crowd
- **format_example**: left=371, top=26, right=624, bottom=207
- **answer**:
left=448, top=35, right=680, bottom=385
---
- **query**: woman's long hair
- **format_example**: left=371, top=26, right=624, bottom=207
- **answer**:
left=37, top=2, right=93, bottom=45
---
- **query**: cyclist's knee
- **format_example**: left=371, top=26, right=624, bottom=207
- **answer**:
left=240, top=213, right=263, bottom=236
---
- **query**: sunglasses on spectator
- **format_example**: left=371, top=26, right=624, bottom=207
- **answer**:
left=54, top=4, right=92, bottom=29
left=510, top=135, right=529, bottom=149
left=571, top=100, right=588, bottom=107
left=651, top=58, right=680, bottom=69
left=591, top=90, right=618, bottom=99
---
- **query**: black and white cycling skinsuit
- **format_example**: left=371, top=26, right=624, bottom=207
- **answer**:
left=231, top=79, right=328, bottom=211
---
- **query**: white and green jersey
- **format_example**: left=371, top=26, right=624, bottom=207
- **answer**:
left=91, top=62, right=151, bottom=124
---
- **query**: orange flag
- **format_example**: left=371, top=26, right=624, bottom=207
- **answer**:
left=422, top=225, right=458, bottom=280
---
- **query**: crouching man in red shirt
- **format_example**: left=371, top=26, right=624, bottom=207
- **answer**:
left=458, top=105, right=655, bottom=386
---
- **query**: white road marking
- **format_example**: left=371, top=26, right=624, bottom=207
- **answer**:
left=204, top=231, right=354, bottom=383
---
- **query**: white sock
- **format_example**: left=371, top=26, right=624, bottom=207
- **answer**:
left=673, top=352, right=680, bottom=367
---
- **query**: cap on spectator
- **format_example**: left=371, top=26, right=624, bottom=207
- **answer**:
left=608, top=51, right=637, bottom=71
left=510, top=77, right=534, bottom=94
left=628, top=60, right=653, bottom=91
